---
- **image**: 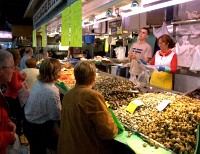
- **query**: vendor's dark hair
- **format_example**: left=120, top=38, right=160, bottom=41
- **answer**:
left=141, top=27, right=150, bottom=35
left=158, top=34, right=176, bottom=48
left=38, top=58, right=61, bottom=83
left=74, top=61, right=96, bottom=85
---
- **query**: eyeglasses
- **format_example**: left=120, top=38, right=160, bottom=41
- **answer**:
left=1, top=65, right=15, bottom=70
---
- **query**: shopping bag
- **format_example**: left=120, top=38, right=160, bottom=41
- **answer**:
left=153, top=22, right=170, bottom=38
left=18, top=81, right=30, bottom=107
left=6, top=134, right=28, bottom=154
left=108, top=108, right=124, bottom=134
left=6, top=134, right=21, bottom=154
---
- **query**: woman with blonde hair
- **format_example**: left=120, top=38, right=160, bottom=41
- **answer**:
left=24, top=58, right=62, bottom=154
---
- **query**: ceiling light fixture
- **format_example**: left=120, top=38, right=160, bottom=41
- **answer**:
left=131, top=0, right=139, bottom=8
left=121, top=0, right=194, bottom=17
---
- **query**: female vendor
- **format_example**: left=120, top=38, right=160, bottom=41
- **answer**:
left=149, top=34, right=177, bottom=90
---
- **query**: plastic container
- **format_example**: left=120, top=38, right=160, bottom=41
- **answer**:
left=111, top=66, right=117, bottom=75
left=84, top=35, right=95, bottom=44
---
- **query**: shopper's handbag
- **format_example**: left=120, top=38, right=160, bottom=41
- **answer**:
left=6, top=133, right=28, bottom=154
left=18, top=81, right=29, bottom=107
left=6, top=134, right=21, bottom=154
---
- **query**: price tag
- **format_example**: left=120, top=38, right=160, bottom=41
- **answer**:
left=156, top=100, right=171, bottom=111
left=105, top=101, right=110, bottom=108
left=126, top=100, right=143, bottom=114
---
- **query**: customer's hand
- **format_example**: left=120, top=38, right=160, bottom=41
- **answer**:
left=21, top=72, right=27, bottom=81
left=7, top=121, right=16, bottom=133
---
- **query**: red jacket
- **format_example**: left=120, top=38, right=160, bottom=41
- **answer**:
left=5, top=69, right=23, bottom=99
left=0, top=94, right=16, bottom=154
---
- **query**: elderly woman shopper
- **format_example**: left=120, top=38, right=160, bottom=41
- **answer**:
left=0, top=50, right=16, bottom=154
left=150, top=34, right=177, bottom=90
left=23, top=58, right=62, bottom=154
left=5, top=49, right=25, bottom=136
left=57, top=61, right=118, bottom=154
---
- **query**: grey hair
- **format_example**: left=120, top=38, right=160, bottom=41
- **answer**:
left=0, top=50, right=13, bottom=67
left=74, top=61, right=96, bottom=85
left=25, top=47, right=33, bottom=53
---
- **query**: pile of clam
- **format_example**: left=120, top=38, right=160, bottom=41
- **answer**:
left=114, top=92, right=200, bottom=154
left=93, top=76, right=137, bottom=109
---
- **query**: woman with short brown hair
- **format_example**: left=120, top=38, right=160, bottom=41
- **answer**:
left=150, top=34, right=177, bottom=90
left=58, top=61, right=118, bottom=154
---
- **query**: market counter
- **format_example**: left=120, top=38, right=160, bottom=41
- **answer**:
left=115, top=131, right=173, bottom=154
left=56, top=71, right=200, bottom=154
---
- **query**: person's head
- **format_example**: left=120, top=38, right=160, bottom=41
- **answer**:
left=38, top=58, right=61, bottom=83
left=74, top=61, right=96, bottom=86
left=19, top=48, right=25, bottom=57
left=0, top=50, right=15, bottom=84
left=25, top=47, right=33, bottom=56
left=25, top=58, right=36, bottom=68
left=68, top=47, right=74, bottom=52
left=138, top=27, right=150, bottom=41
left=9, top=49, right=21, bottom=67
left=39, top=49, right=43, bottom=54
left=158, top=34, right=176, bottom=51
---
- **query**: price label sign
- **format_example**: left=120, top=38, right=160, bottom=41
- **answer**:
left=156, top=100, right=171, bottom=111
left=126, top=100, right=143, bottom=114
left=105, top=101, right=110, bottom=108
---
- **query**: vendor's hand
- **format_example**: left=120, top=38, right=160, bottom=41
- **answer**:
left=139, top=59, right=148, bottom=65
left=156, top=66, right=165, bottom=72
left=21, top=72, right=27, bottom=81
left=7, top=121, right=16, bottom=133
left=129, top=53, right=136, bottom=60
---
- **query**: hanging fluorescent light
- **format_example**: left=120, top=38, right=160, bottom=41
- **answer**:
left=141, top=0, right=162, bottom=5
left=95, top=12, right=107, bottom=20
left=120, top=4, right=132, bottom=11
left=83, top=17, right=114, bottom=27
left=121, top=0, right=194, bottom=17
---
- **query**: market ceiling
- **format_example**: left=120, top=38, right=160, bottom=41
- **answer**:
left=0, top=0, right=133, bottom=31
left=0, top=0, right=33, bottom=30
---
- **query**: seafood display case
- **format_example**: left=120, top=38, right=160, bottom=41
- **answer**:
left=93, top=74, right=200, bottom=154
left=184, top=87, right=200, bottom=100
left=57, top=71, right=200, bottom=153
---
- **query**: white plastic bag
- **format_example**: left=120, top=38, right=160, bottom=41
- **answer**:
left=18, top=81, right=30, bottom=107
left=114, top=46, right=126, bottom=60
left=175, top=37, right=195, bottom=67
left=137, top=69, right=150, bottom=87
left=190, top=46, right=200, bottom=72
left=153, top=22, right=170, bottom=38
left=6, top=134, right=21, bottom=154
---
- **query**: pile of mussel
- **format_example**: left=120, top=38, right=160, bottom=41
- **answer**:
left=185, top=88, right=200, bottom=100
left=114, top=92, right=200, bottom=154
left=93, top=76, right=138, bottom=109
